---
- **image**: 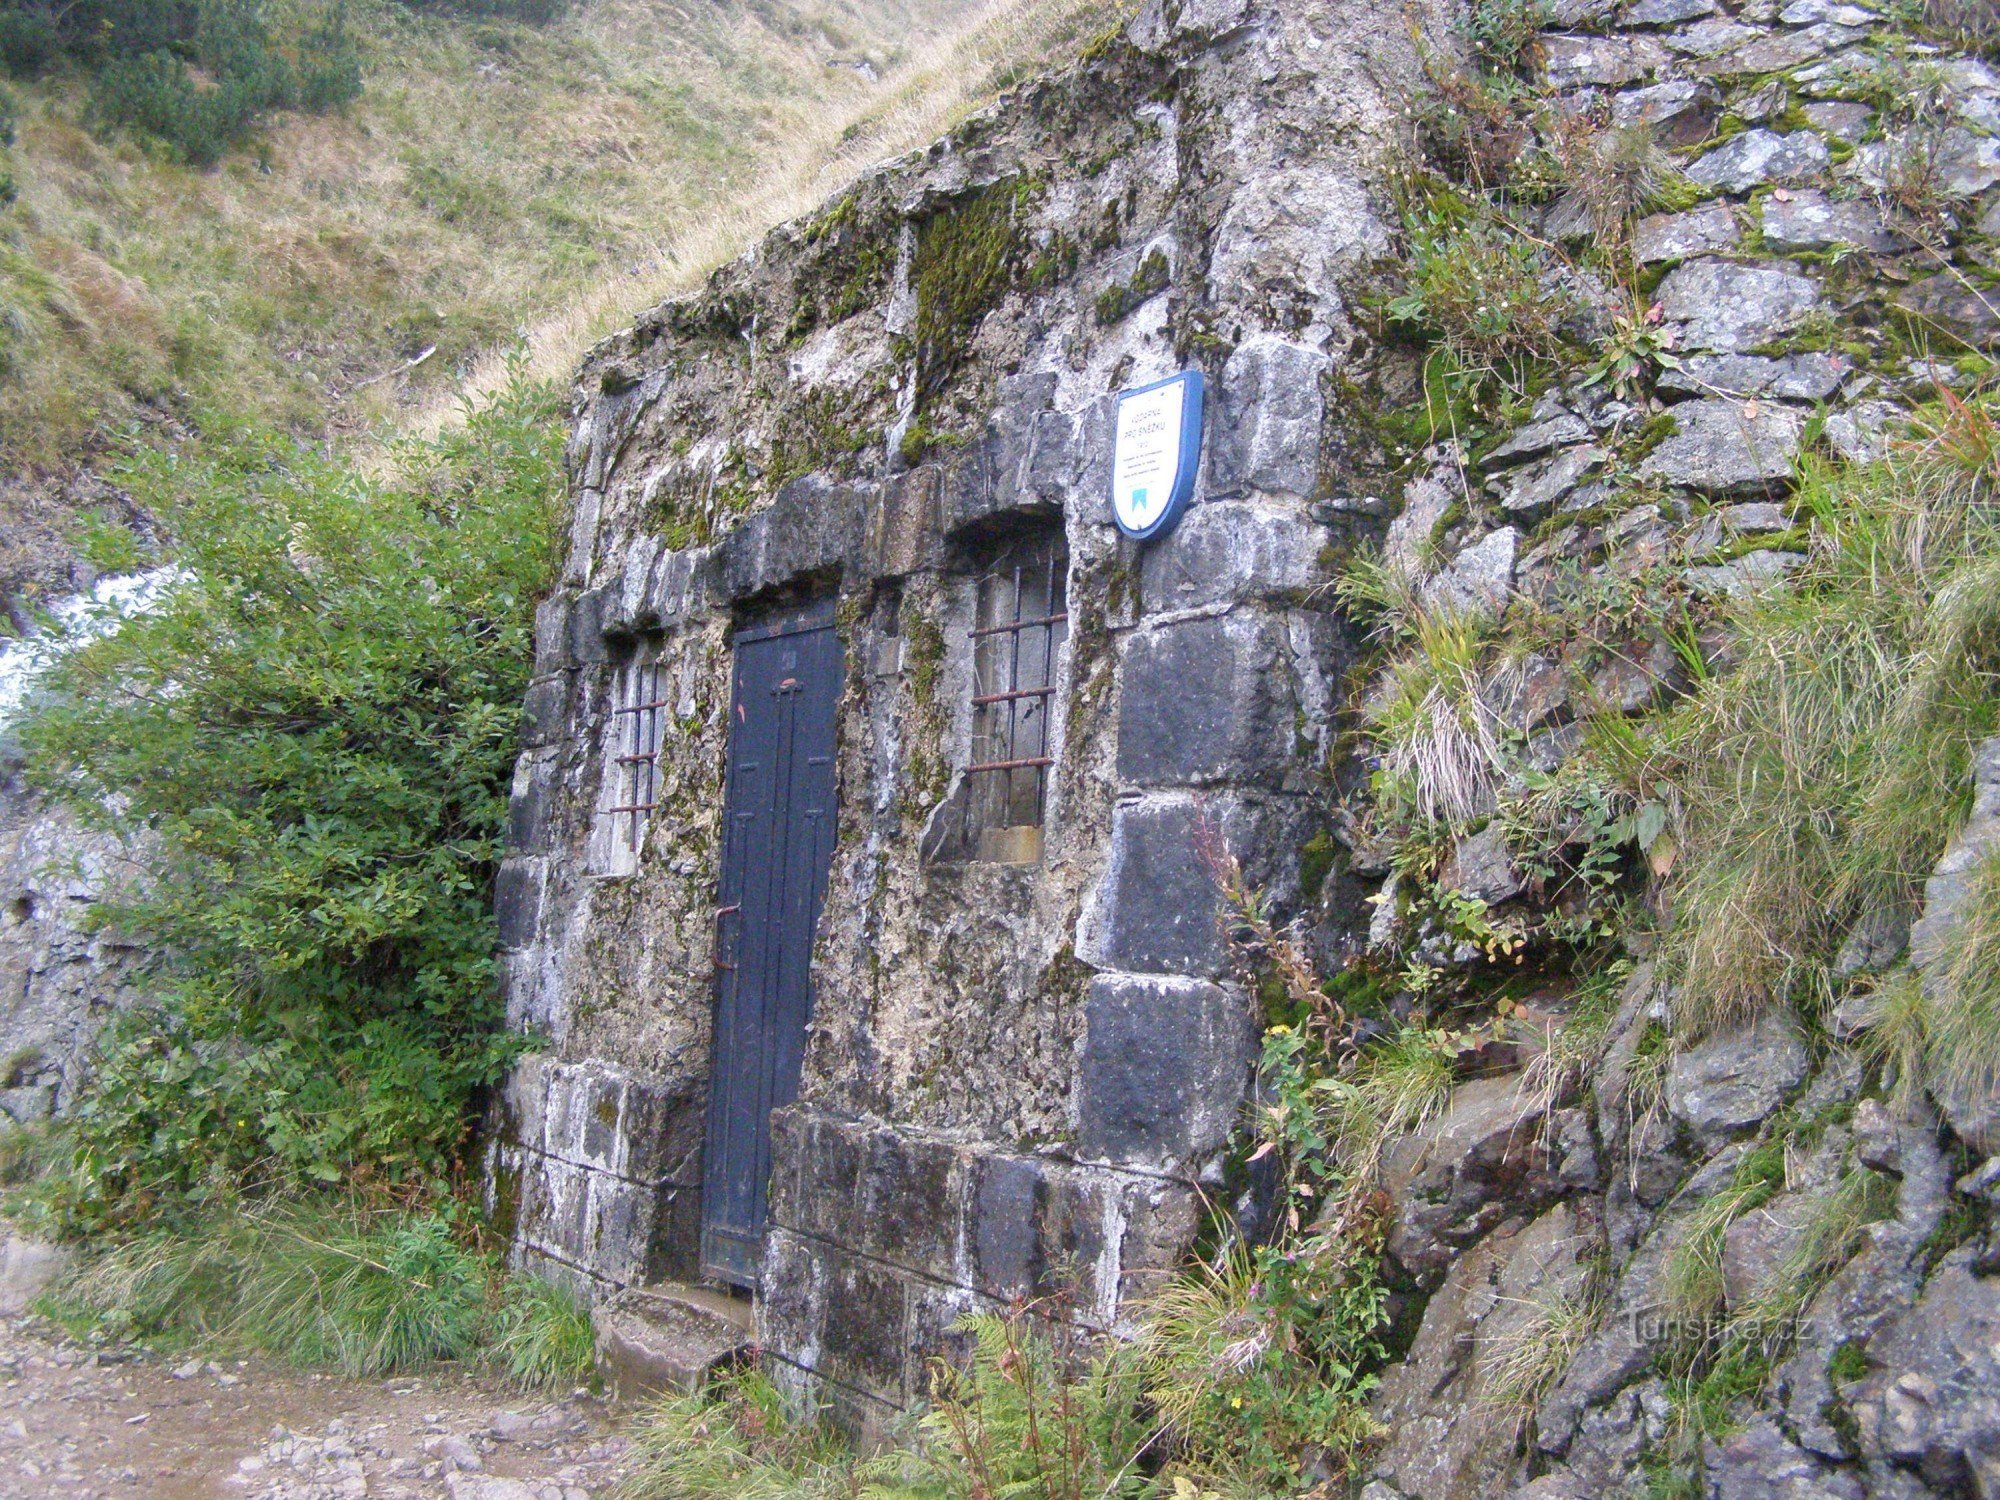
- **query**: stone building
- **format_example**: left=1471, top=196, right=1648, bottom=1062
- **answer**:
left=486, top=0, right=1434, bottom=1425
left=490, top=0, right=2000, bottom=1477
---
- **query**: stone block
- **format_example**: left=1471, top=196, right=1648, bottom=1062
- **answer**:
left=507, top=752, right=560, bottom=854
left=1137, top=501, right=1324, bottom=613
left=1611, top=78, right=1721, bottom=146
left=593, top=1285, right=753, bottom=1401
left=604, top=535, right=661, bottom=634
left=532, top=596, right=571, bottom=676
left=565, top=588, right=608, bottom=666
left=1116, top=614, right=1295, bottom=788
left=1896, top=271, right=2000, bottom=348
left=643, top=546, right=709, bottom=625
left=500, top=1053, right=551, bottom=1151
left=1211, top=335, right=1329, bottom=499
left=1639, top=397, right=1805, bottom=494
left=857, top=1123, right=963, bottom=1277
left=815, top=1247, right=913, bottom=1402
left=493, top=858, right=546, bottom=952
left=1656, top=351, right=1847, bottom=402
left=1088, top=795, right=1302, bottom=978
left=1760, top=188, right=1905, bottom=253
left=868, top=466, right=944, bottom=579
left=1633, top=202, right=1740, bottom=264
left=968, top=1153, right=1047, bottom=1300
left=519, top=674, right=568, bottom=749
left=1543, top=33, right=1668, bottom=88
left=1074, top=973, right=1256, bottom=1168
left=1685, top=129, right=1830, bottom=192
left=769, top=1106, right=868, bottom=1247
left=1494, top=447, right=1607, bottom=518
left=1656, top=258, right=1822, bottom=354
left=714, top=477, right=869, bottom=601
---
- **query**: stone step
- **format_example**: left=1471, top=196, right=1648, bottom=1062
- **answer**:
left=592, top=1282, right=754, bottom=1401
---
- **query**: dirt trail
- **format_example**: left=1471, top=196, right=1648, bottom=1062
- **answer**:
left=0, top=1314, right=647, bottom=1500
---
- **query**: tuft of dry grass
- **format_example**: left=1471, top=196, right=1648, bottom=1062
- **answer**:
left=1648, top=388, right=2000, bottom=1040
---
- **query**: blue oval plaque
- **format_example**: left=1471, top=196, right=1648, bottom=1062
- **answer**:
left=1110, top=370, right=1204, bottom=541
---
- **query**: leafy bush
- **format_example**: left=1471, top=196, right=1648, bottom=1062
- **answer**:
left=1387, top=182, right=1578, bottom=393
left=23, top=380, right=563, bottom=1226
left=0, top=10, right=57, bottom=76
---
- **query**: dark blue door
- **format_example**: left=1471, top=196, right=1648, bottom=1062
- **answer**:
left=702, top=596, right=842, bottom=1287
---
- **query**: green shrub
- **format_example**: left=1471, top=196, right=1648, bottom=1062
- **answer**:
left=86, top=0, right=364, bottom=166
left=1387, top=183, right=1578, bottom=392
left=23, top=379, right=563, bottom=1226
left=0, top=10, right=58, bottom=76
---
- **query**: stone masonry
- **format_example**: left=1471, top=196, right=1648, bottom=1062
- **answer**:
left=488, top=0, right=1445, bottom=1427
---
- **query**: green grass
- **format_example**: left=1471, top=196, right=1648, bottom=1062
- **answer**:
left=38, top=1195, right=595, bottom=1388
left=1646, top=389, right=2000, bottom=1048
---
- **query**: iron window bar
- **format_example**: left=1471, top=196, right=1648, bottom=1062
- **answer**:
left=964, top=541, right=1066, bottom=850
left=611, top=657, right=665, bottom=851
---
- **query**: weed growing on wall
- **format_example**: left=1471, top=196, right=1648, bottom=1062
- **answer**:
left=1645, top=389, right=2000, bottom=1043
left=21, top=378, right=563, bottom=1226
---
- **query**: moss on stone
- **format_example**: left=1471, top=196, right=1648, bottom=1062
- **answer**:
left=1093, top=246, right=1171, bottom=326
left=911, top=176, right=1042, bottom=404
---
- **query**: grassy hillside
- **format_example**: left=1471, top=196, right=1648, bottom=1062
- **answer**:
left=0, top=0, right=1115, bottom=616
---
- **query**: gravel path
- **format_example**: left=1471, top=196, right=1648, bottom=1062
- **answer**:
left=0, top=1315, right=647, bottom=1499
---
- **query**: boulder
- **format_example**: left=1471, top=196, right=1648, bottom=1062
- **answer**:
left=1425, top=527, right=1519, bottom=618
left=1703, top=1416, right=1866, bottom=1499
left=1847, top=1252, right=2000, bottom=1493
left=1665, top=1010, right=1809, bottom=1142
left=1369, top=1205, right=1597, bottom=1500
left=1379, top=1073, right=1567, bottom=1286
left=0, top=1231, right=70, bottom=1317
left=1440, top=825, right=1524, bottom=905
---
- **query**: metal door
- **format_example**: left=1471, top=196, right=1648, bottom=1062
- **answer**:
left=701, top=596, right=842, bottom=1287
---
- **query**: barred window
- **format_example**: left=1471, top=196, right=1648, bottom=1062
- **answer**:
left=963, top=532, right=1068, bottom=863
left=607, top=642, right=666, bottom=857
